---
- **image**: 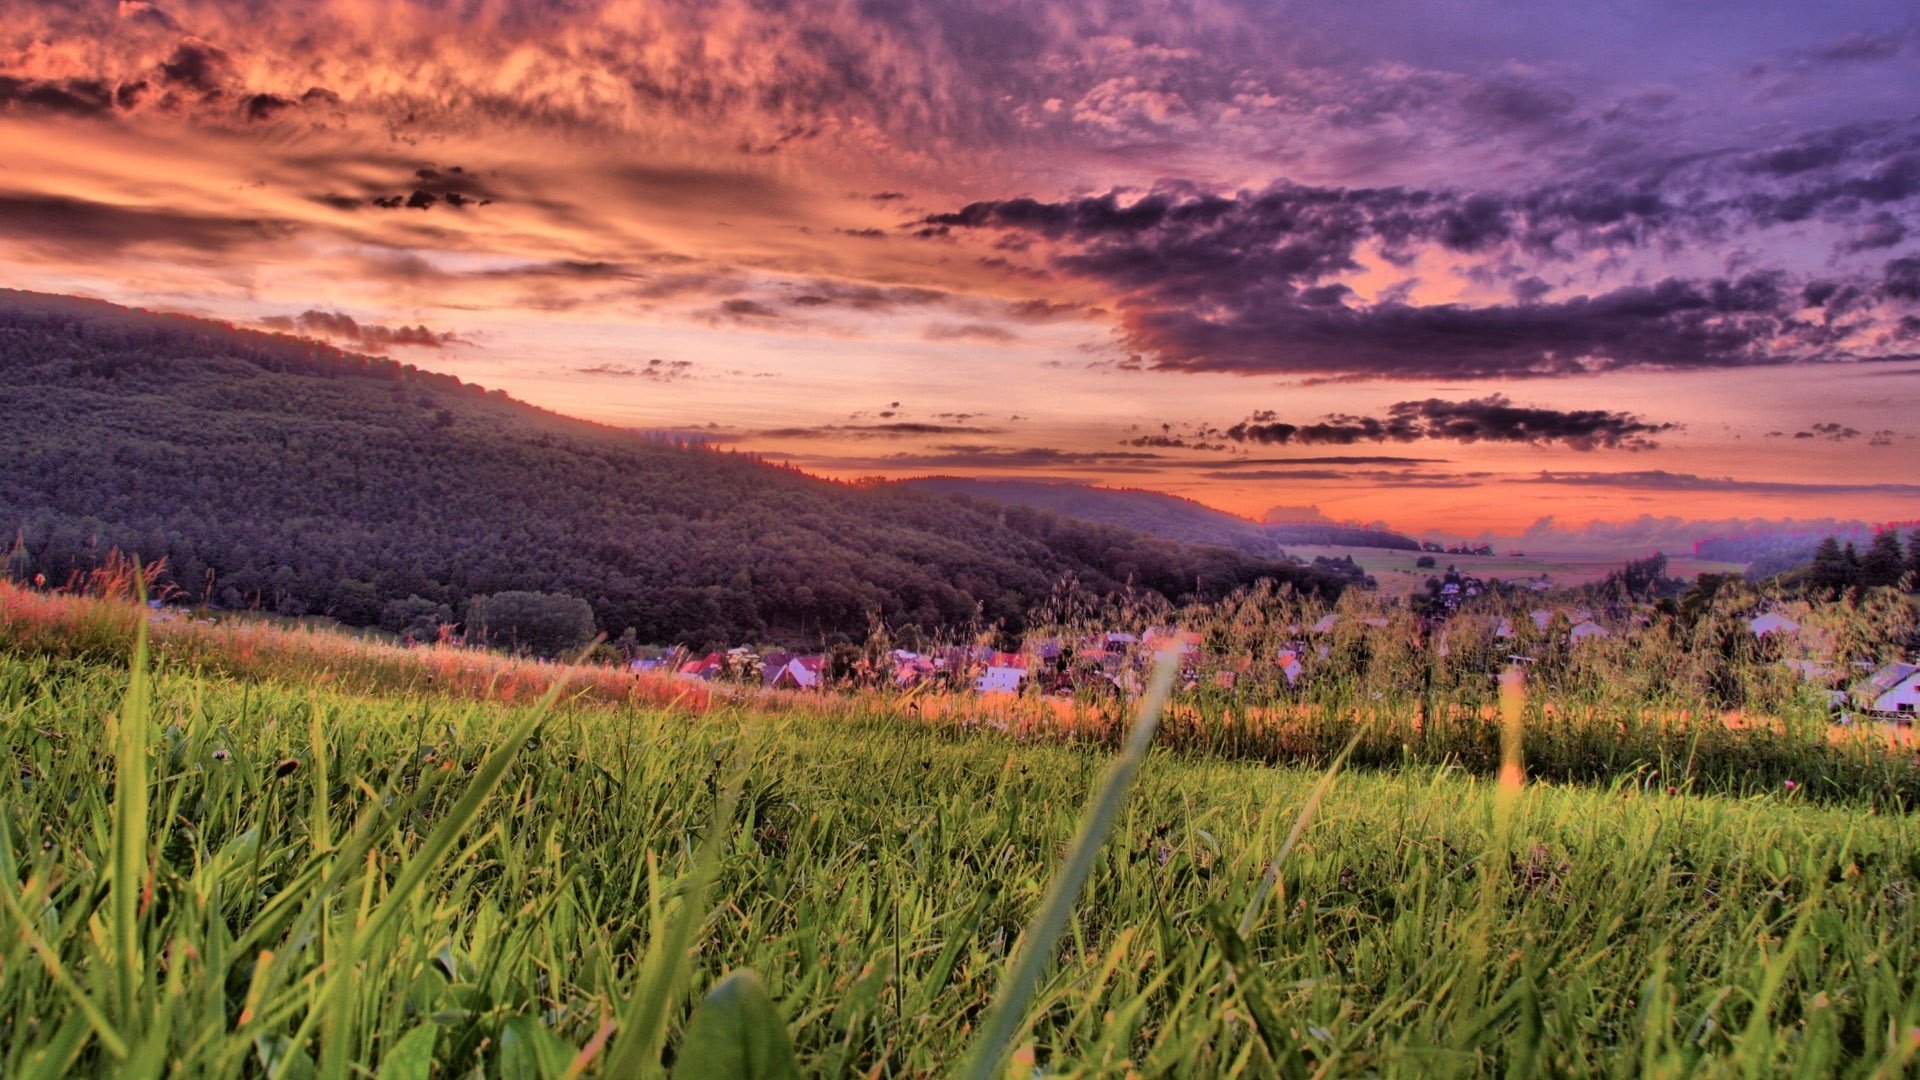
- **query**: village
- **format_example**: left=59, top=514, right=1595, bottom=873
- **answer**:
left=628, top=598, right=1920, bottom=725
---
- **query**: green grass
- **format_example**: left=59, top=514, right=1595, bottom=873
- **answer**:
left=2, top=646, right=1919, bottom=1077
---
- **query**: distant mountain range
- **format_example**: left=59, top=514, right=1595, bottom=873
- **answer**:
left=900, top=478, right=1422, bottom=555
left=0, top=290, right=1347, bottom=647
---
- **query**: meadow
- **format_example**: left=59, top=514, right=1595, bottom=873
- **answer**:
left=2, top=586, right=1920, bottom=1076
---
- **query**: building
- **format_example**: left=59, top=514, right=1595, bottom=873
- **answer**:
left=1569, top=619, right=1611, bottom=644
left=1855, top=662, right=1920, bottom=720
left=765, top=654, right=827, bottom=690
left=976, top=664, right=1028, bottom=694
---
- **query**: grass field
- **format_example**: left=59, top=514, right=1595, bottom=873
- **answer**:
left=3, top=606, right=1919, bottom=1076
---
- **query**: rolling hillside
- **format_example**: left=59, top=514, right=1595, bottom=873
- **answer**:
left=900, top=477, right=1422, bottom=554
left=0, top=290, right=1343, bottom=647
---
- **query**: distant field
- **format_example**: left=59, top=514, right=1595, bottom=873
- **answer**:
left=1286, top=544, right=1747, bottom=595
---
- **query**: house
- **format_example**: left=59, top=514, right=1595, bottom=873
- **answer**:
left=678, top=652, right=725, bottom=680
left=1569, top=619, right=1611, bottom=644
left=889, top=650, right=936, bottom=688
left=1748, top=612, right=1800, bottom=637
left=1311, top=614, right=1339, bottom=634
left=976, top=663, right=1028, bottom=694
left=1854, top=662, right=1920, bottom=720
left=765, top=654, right=827, bottom=691
left=1143, top=627, right=1202, bottom=655
left=1275, top=650, right=1303, bottom=686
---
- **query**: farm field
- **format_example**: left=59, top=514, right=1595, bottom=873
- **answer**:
left=1287, top=545, right=1747, bottom=596
left=2, top=614, right=1919, bottom=1075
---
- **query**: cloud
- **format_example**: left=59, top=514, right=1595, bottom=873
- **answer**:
left=1794, top=421, right=1862, bottom=441
left=1225, top=395, right=1676, bottom=450
left=1208, top=455, right=1449, bottom=466
left=1524, top=470, right=1920, bottom=497
left=782, top=444, right=1172, bottom=472
left=920, top=123, right=1920, bottom=378
left=922, top=321, right=1018, bottom=344
left=574, top=358, right=695, bottom=381
left=0, top=193, right=294, bottom=256
left=0, top=75, right=118, bottom=116
left=1202, top=468, right=1482, bottom=487
left=259, top=309, right=462, bottom=350
left=754, top=422, right=1001, bottom=439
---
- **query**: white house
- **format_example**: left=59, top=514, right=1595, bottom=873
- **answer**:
left=975, top=664, right=1028, bottom=694
left=1748, top=612, right=1800, bottom=637
left=1569, top=619, right=1611, bottom=644
left=1856, top=662, right=1920, bottom=719
left=1311, top=614, right=1339, bottom=634
left=765, top=655, right=826, bottom=690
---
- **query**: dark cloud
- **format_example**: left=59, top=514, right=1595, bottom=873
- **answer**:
left=1885, top=256, right=1920, bottom=301
left=755, top=422, right=1001, bottom=439
left=0, top=193, right=292, bottom=255
left=575, top=358, right=694, bottom=381
left=1795, top=421, right=1863, bottom=441
left=1120, top=434, right=1226, bottom=451
left=790, top=444, right=1170, bottom=471
left=0, top=75, right=117, bottom=117
left=364, top=164, right=495, bottom=211
left=1524, top=470, right=1920, bottom=497
left=1208, top=455, right=1449, bottom=466
left=1226, top=395, right=1676, bottom=450
left=714, top=298, right=782, bottom=320
left=783, top=281, right=948, bottom=310
left=157, top=40, right=232, bottom=95
left=259, top=309, right=462, bottom=350
left=922, top=119, right=1920, bottom=379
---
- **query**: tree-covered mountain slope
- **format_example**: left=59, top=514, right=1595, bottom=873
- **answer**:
left=0, top=290, right=1342, bottom=646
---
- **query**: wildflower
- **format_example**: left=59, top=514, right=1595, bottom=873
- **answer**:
left=212, top=748, right=231, bottom=762
left=1666, top=786, right=1678, bottom=796
left=1783, top=779, right=1798, bottom=792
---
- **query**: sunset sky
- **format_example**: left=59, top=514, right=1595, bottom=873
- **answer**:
left=4, top=0, right=1919, bottom=535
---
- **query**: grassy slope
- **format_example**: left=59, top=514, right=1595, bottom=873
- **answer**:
left=2, top=641, right=1917, bottom=1076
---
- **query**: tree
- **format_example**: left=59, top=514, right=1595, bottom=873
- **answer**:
left=467, top=591, right=597, bottom=657
left=1807, top=536, right=1853, bottom=594
left=382, top=595, right=454, bottom=645
left=1415, top=555, right=1437, bottom=568
left=1859, top=529, right=1905, bottom=589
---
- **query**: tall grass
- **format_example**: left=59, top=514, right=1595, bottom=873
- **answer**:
left=2, top=632, right=1919, bottom=1074
left=7, top=579, right=1918, bottom=809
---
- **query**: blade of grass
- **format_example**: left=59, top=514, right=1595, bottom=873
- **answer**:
left=962, top=647, right=1179, bottom=1080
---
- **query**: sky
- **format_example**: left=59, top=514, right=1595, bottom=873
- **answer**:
left=3, top=0, right=1920, bottom=536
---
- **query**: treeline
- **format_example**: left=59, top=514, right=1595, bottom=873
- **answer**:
left=1694, top=525, right=1880, bottom=580
left=1798, top=531, right=1920, bottom=595
left=0, top=291, right=1345, bottom=648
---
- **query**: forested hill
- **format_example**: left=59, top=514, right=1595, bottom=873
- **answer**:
left=0, top=290, right=1343, bottom=646
left=899, top=478, right=1290, bottom=557
left=900, top=477, right=1421, bottom=553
